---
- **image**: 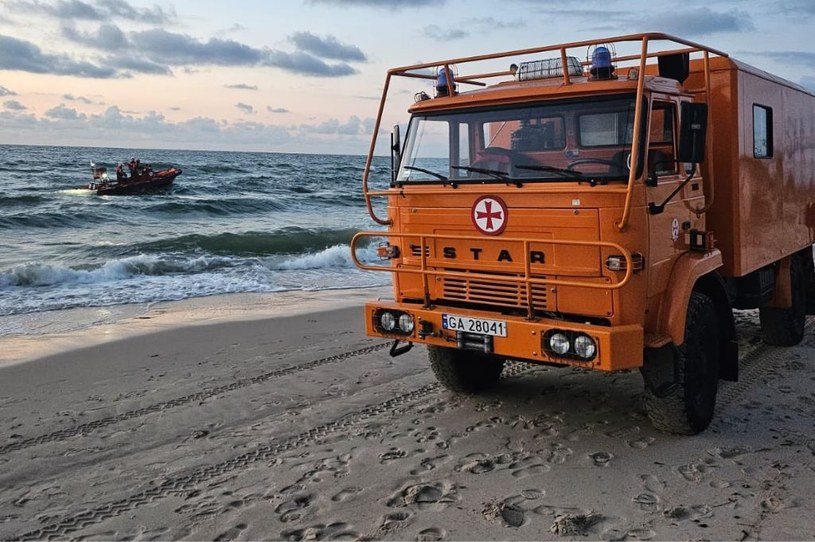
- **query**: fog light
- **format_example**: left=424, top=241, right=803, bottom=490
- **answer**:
left=548, top=333, right=570, bottom=355
left=380, top=311, right=396, bottom=331
left=398, top=313, right=415, bottom=333
left=574, top=335, right=597, bottom=359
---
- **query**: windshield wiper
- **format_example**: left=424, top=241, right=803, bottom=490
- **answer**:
left=451, top=166, right=521, bottom=186
left=402, top=165, right=449, bottom=182
left=515, top=164, right=601, bottom=185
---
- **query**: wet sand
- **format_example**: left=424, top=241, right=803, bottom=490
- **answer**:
left=0, top=295, right=813, bottom=540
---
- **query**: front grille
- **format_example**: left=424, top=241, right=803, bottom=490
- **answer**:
left=442, top=273, right=549, bottom=311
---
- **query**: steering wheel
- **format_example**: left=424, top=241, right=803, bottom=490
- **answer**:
left=566, top=158, right=626, bottom=170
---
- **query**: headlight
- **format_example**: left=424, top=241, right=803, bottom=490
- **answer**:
left=548, top=333, right=570, bottom=355
left=380, top=311, right=396, bottom=331
left=398, top=313, right=414, bottom=333
left=574, top=335, right=597, bottom=359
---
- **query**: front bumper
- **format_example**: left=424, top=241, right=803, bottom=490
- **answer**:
left=365, top=302, right=643, bottom=371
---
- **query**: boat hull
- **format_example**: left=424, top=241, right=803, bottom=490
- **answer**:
left=92, top=168, right=182, bottom=195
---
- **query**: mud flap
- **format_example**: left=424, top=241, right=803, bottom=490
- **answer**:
left=640, top=343, right=681, bottom=398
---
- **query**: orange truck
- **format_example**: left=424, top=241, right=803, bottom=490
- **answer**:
left=351, top=33, right=815, bottom=434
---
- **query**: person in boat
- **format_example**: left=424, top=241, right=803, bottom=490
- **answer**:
left=115, top=163, right=125, bottom=181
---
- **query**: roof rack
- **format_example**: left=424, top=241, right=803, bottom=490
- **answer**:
left=362, top=33, right=728, bottom=229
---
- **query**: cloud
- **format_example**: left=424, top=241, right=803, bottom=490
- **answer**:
left=748, top=51, right=815, bottom=70
left=61, top=22, right=128, bottom=50
left=465, top=17, right=524, bottom=31
left=307, top=0, right=440, bottom=8
left=45, top=104, right=87, bottom=120
left=106, top=54, right=170, bottom=75
left=11, top=0, right=175, bottom=24
left=289, top=32, right=366, bottom=62
left=226, top=83, right=258, bottom=90
left=95, top=0, right=176, bottom=24
left=132, top=29, right=264, bottom=66
left=0, top=34, right=117, bottom=77
left=267, top=106, right=289, bottom=113
left=264, top=50, right=357, bottom=77
left=0, top=106, right=376, bottom=152
left=776, top=0, right=815, bottom=18
left=0, top=85, right=16, bottom=96
left=4, top=100, right=26, bottom=111
left=423, top=24, right=469, bottom=41
left=235, top=102, right=254, bottom=114
left=642, top=7, right=754, bottom=37
left=63, top=94, right=97, bottom=104
left=300, top=115, right=370, bottom=135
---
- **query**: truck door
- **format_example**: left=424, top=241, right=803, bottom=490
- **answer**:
left=645, top=98, right=704, bottom=297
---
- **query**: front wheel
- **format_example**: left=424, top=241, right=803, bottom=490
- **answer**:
left=428, top=346, right=504, bottom=394
left=644, top=291, right=720, bottom=435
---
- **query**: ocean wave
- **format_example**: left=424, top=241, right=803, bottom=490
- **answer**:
left=145, top=197, right=285, bottom=216
left=135, top=228, right=366, bottom=256
left=0, top=254, right=236, bottom=288
left=275, top=244, right=381, bottom=270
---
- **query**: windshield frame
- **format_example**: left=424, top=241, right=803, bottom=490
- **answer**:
left=394, top=94, right=647, bottom=187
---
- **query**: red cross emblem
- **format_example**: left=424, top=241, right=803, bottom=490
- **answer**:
left=472, top=195, right=507, bottom=235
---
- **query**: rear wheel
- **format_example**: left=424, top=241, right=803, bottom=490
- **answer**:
left=802, top=247, right=815, bottom=314
left=428, top=346, right=504, bottom=394
left=760, top=253, right=806, bottom=346
left=644, top=291, right=720, bottom=435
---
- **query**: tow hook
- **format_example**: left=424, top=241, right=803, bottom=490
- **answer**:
left=389, top=339, right=413, bottom=357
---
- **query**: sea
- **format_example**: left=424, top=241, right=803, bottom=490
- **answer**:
left=0, top=144, right=391, bottom=333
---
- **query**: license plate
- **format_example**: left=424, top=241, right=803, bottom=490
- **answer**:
left=442, top=314, right=507, bottom=337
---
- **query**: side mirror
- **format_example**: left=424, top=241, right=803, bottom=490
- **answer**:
left=677, top=102, right=708, bottom=163
left=391, top=124, right=401, bottom=182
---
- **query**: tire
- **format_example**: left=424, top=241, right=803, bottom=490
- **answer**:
left=428, top=346, right=504, bottom=394
left=802, top=247, right=815, bottom=315
left=759, top=254, right=806, bottom=346
left=644, top=291, right=720, bottom=435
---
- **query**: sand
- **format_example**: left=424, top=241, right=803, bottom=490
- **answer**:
left=0, top=292, right=813, bottom=541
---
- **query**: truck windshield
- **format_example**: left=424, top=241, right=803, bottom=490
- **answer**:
left=396, top=95, right=642, bottom=185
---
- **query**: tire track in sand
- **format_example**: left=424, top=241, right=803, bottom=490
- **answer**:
left=0, top=343, right=390, bottom=456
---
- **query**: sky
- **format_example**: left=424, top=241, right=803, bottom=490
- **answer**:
left=0, top=0, right=813, bottom=155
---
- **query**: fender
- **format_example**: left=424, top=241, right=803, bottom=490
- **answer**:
left=657, top=249, right=724, bottom=345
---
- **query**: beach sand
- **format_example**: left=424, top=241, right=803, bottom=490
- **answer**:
left=0, top=291, right=813, bottom=540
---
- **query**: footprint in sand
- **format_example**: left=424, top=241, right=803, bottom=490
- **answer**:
left=509, top=456, right=551, bottom=478
left=628, top=436, right=656, bottom=449
left=378, top=511, right=414, bottom=536
left=678, top=463, right=710, bottom=482
left=331, top=486, right=362, bottom=502
left=380, top=448, right=408, bottom=462
left=213, top=523, right=248, bottom=541
left=416, top=526, right=447, bottom=541
left=521, top=488, right=545, bottom=500
left=664, top=504, right=712, bottom=523
left=386, top=481, right=459, bottom=510
left=605, top=425, right=641, bottom=440
left=632, top=492, right=661, bottom=513
left=456, top=453, right=497, bottom=474
left=546, top=443, right=573, bottom=464
left=602, top=526, right=656, bottom=540
left=415, top=454, right=450, bottom=473
left=640, top=473, right=665, bottom=494
left=588, top=451, right=614, bottom=467
left=275, top=494, right=313, bottom=522
left=280, top=522, right=359, bottom=541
